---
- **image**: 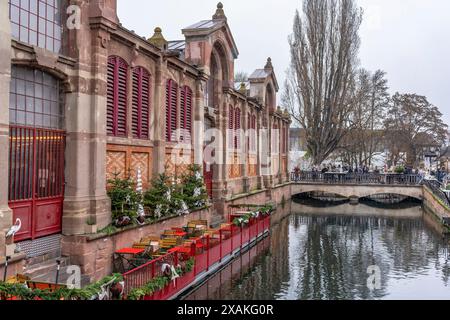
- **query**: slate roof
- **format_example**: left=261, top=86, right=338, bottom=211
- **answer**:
left=184, top=20, right=221, bottom=31
left=167, top=40, right=186, bottom=51
left=249, top=69, right=271, bottom=80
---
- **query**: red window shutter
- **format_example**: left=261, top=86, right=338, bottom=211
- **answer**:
left=106, top=58, right=115, bottom=136
left=180, top=86, right=192, bottom=142
left=132, top=67, right=151, bottom=139
left=235, top=108, right=241, bottom=149
left=107, top=56, right=128, bottom=137
left=166, top=79, right=178, bottom=142
left=229, top=105, right=234, bottom=148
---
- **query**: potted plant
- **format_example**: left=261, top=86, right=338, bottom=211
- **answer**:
left=395, top=165, right=405, bottom=174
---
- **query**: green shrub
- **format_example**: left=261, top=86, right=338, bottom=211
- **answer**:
left=395, top=165, right=405, bottom=174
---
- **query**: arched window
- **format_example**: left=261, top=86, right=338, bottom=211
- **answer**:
left=9, top=0, right=63, bottom=53
left=266, top=84, right=275, bottom=112
left=165, top=79, right=178, bottom=142
left=107, top=56, right=128, bottom=137
left=9, top=66, right=63, bottom=129
left=207, top=56, right=218, bottom=108
left=180, top=85, right=193, bottom=142
left=132, top=67, right=151, bottom=139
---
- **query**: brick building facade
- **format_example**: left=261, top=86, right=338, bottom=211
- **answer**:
left=0, top=1, right=290, bottom=279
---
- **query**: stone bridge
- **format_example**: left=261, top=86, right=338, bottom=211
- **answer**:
left=291, top=172, right=424, bottom=200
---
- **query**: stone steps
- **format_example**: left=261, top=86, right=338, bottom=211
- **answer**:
left=24, top=256, right=70, bottom=281
left=24, top=256, right=91, bottom=287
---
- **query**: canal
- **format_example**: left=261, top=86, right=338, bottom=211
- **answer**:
left=182, top=201, right=450, bottom=300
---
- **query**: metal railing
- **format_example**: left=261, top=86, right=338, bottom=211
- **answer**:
left=423, top=179, right=450, bottom=208
left=122, top=214, right=271, bottom=300
left=290, top=172, right=423, bottom=186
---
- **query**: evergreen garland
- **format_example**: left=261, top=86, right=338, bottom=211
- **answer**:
left=127, top=258, right=195, bottom=300
left=0, top=274, right=123, bottom=301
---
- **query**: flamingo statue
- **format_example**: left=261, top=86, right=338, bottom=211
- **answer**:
left=6, top=218, right=21, bottom=239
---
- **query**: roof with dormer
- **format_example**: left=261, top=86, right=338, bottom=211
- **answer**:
left=181, top=3, right=239, bottom=59
left=249, top=58, right=279, bottom=91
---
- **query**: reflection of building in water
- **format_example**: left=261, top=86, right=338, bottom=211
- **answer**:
left=185, top=210, right=450, bottom=300
left=183, top=236, right=272, bottom=300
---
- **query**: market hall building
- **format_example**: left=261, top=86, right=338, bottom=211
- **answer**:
left=0, top=1, right=290, bottom=281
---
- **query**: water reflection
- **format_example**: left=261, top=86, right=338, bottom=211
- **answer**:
left=183, top=203, right=450, bottom=300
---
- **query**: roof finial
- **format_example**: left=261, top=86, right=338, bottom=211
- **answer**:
left=239, top=82, right=247, bottom=94
left=213, top=2, right=226, bottom=21
left=265, top=57, right=273, bottom=70
left=148, top=27, right=168, bottom=51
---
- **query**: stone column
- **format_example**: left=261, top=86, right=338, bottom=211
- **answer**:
left=152, top=58, right=166, bottom=176
left=193, top=76, right=206, bottom=167
left=278, top=117, right=283, bottom=184
left=62, top=0, right=118, bottom=235
left=256, top=112, right=263, bottom=190
left=242, top=101, right=249, bottom=193
left=0, top=0, right=13, bottom=256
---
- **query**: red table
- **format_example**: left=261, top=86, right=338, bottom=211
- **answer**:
left=116, top=248, right=144, bottom=255
left=114, top=248, right=145, bottom=273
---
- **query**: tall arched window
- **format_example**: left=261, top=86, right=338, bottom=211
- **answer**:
left=9, top=66, right=63, bottom=129
left=107, top=56, right=128, bottom=137
left=266, top=84, right=275, bottom=112
left=207, top=56, right=218, bottom=108
left=132, top=67, right=151, bottom=139
left=9, top=0, right=63, bottom=53
left=165, top=79, right=178, bottom=142
left=180, top=85, right=193, bottom=142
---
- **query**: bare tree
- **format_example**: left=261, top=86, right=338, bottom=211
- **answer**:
left=384, top=93, right=448, bottom=167
left=283, top=0, right=363, bottom=165
left=234, top=71, right=248, bottom=83
left=339, top=69, right=389, bottom=167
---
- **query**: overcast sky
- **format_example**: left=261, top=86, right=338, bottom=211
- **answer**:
left=117, top=0, right=450, bottom=125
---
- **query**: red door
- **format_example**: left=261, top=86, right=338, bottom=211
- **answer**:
left=8, top=126, right=65, bottom=242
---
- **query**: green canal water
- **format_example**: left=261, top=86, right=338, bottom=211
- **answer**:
left=183, top=202, right=450, bottom=300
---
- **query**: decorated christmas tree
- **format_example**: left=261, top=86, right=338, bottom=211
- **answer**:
left=180, top=164, right=209, bottom=210
left=107, top=170, right=139, bottom=222
left=143, top=172, right=172, bottom=219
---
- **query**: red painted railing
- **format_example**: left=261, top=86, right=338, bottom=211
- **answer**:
left=122, top=214, right=271, bottom=300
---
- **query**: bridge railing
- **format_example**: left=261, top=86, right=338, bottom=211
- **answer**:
left=290, top=172, right=423, bottom=186
left=423, top=179, right=450, bottom=208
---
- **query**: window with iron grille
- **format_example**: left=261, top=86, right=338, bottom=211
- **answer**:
left=132, top=67, right=151, bottom=139
left=180, top=85, right=192, bottom=142
left=9, top=66, right=63, bottom=129
left=9, top=0, right=63, bottom=54
left=165, top=79, right=178, bottom=142
left=107, top=56, right=128, bottom=137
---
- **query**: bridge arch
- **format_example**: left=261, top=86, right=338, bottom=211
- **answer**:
left=291, top=184, right=424, bottom=201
